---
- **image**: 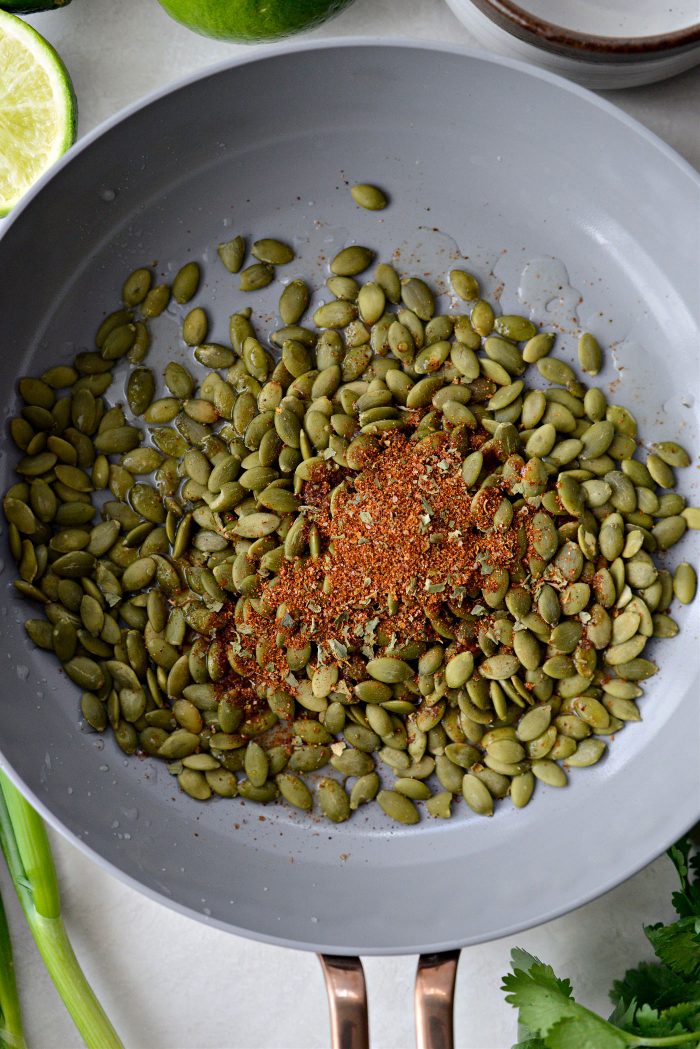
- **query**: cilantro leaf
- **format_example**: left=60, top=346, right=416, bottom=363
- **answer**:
left=503, top=839, right=700, bottom=1049
left=668, top=839, right=700, bottom=919
left=502, top=967, right=578, bottom=1037
left=645, top=917, right=700, bottom=979
left=655, top=1000, right=700, bottom=1031
left=514, top=1017, right=547, bottom=1049
left=545, top=1014, right=628, bottom=1049
left=610, top=961, right=700, bottom=1013
left=503, top=951, right=601, bottom=1042
left=631, top=1000, right=700, bottom=1037
left=608, top=997, right=639, bottom=1031
left=509, top=949, right=574, bottom=1000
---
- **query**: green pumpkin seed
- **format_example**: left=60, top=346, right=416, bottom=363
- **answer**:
left=251, top=239, right=294, bottom=265
left=522, top=332, right=554, bottom=364
left=114, top=723, right=138, bottom=755
left=537, top=357, right=576, bottom=386
left=3, top=497, right=38, bottom=535
left=647, top=453, right=675, bottom=489
left=366, top=658, right=413, bottom=683
left=217, top=235, right=245, bottom=273
left=171, top=261, right=200, bottom=305
left=470, top=300, right=494, bottom=337
left=93, top=425, right=142, bottom=454
left=232, top=513, right=280, bottom=539
left=652, top=516, right=687, bottom=550
left=449, top=269, right=479, bottom=301
left=237, top=780, right=278, bottom=803
left=673, top=562, right=696, bottom=605
left=566, top=738, right=606, bottom=767
left=425, top=792, right=452, bottom=819
left=444, top=651, right=475, bottom=688
left=142, top=284, right=170, bottom=318
left=331, top=748, right=375, bottom=777
left=126, top=368, right=156, bottom=416
left=653, top=441, right=690, bottom=468
left=614, top=657, right=657, bottom=681
left=357, top=283, right=386, bottom=326
left=81, top=692, right=107, bottom=732
left=375, top=789, right=419, bottom=825
left=492, top=315, right=535, bottom=342
left=206, top=769, right=238, bottom=798
left=313, top=299, right=357, bottom=330
left=480, top=654, right=520, bottom=680
left=182, top=307, right=208, bottom=346
left=344, top=724, right=380, bottom=753
left=461, top=451, right=484, bottom=488
left=393, top=778, right=432, bottom=801
left=330, top=246, right=374, bottom=277
left=317, top=778, right=350, bottom=822
left=433, top=755, right=463, bottom=794
left=602, top=696, right=640, bottom=722
left=122, top=268, right=152, bottom=306
left=531, top=759, right=567, bottom=787
left=244, top=741, right=269, bottom=787
left=350, top=183, right=387, bottom=210
left=176, top=769, right=211, bottom=801
left=240, top=262, right=274, bottom=292
left=577, top=332, right=602, bottom=375
left=400, top=278, right=434, bottom=321
left=349, top=773, right=380, bottom=809
left=510, top=772, right=534, bottom=808
left=64, top=656, right=104, bottom=691
left=158, top=730, right=200, bottom=759
left=276, top=773, right=313, bottom=810
left=462, top=774, right=493, bottom=816
left=279, top=280, right=310, bottom=325
left=329, top=274, right=358, bottom=300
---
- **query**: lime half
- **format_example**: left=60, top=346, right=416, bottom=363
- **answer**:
left=0, top=10, right=76, bottom=216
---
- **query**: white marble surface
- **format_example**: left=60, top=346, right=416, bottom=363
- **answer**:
left=4, top=0, right=699, bottom=1046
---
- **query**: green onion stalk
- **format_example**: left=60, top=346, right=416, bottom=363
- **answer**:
left=0, top=771, right=123, bottom=1049
left=0, top=883, right=26, bottom=1049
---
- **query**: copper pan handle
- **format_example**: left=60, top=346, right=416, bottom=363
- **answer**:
left=319, top=949, right=459, bottom=1049
left=415, top=950, right=461, bottom=1049
left=318, top=954, right=370, bottom=1049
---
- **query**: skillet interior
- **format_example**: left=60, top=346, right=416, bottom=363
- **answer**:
left=0, top=41, right=698, bottom=954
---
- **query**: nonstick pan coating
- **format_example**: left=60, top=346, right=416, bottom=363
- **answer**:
left=0, top=40, right=698, bottom=954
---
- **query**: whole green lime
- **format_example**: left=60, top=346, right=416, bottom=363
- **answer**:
left=0, top=0, right=71, bottom=11
left=156, top=0, right=357, bottom=42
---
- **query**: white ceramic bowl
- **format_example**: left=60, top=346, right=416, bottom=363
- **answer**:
left=445, top=0, right=700, bottom=87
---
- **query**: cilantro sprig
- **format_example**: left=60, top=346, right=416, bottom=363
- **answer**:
left=502, top=836, right=700, bottom=1048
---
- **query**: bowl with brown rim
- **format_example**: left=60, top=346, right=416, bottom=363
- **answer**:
left=444, top=0, right=700, bottom=87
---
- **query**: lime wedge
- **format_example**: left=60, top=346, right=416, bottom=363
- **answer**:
left=0, top=10, right=76, bottom=216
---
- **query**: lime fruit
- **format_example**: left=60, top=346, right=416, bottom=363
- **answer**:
left=0, top=1, right=71, bottom=13
left=156, top=0, right=356, bottom=42
left=0, top=10, right=75, bottom=215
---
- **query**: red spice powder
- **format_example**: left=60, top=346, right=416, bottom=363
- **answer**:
left=214, top=429, right=543, bottom=697
left=273, top=431, right=525, bottom=636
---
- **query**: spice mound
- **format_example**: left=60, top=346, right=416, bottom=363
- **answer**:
left=224, top=429, right=541, bottom=695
